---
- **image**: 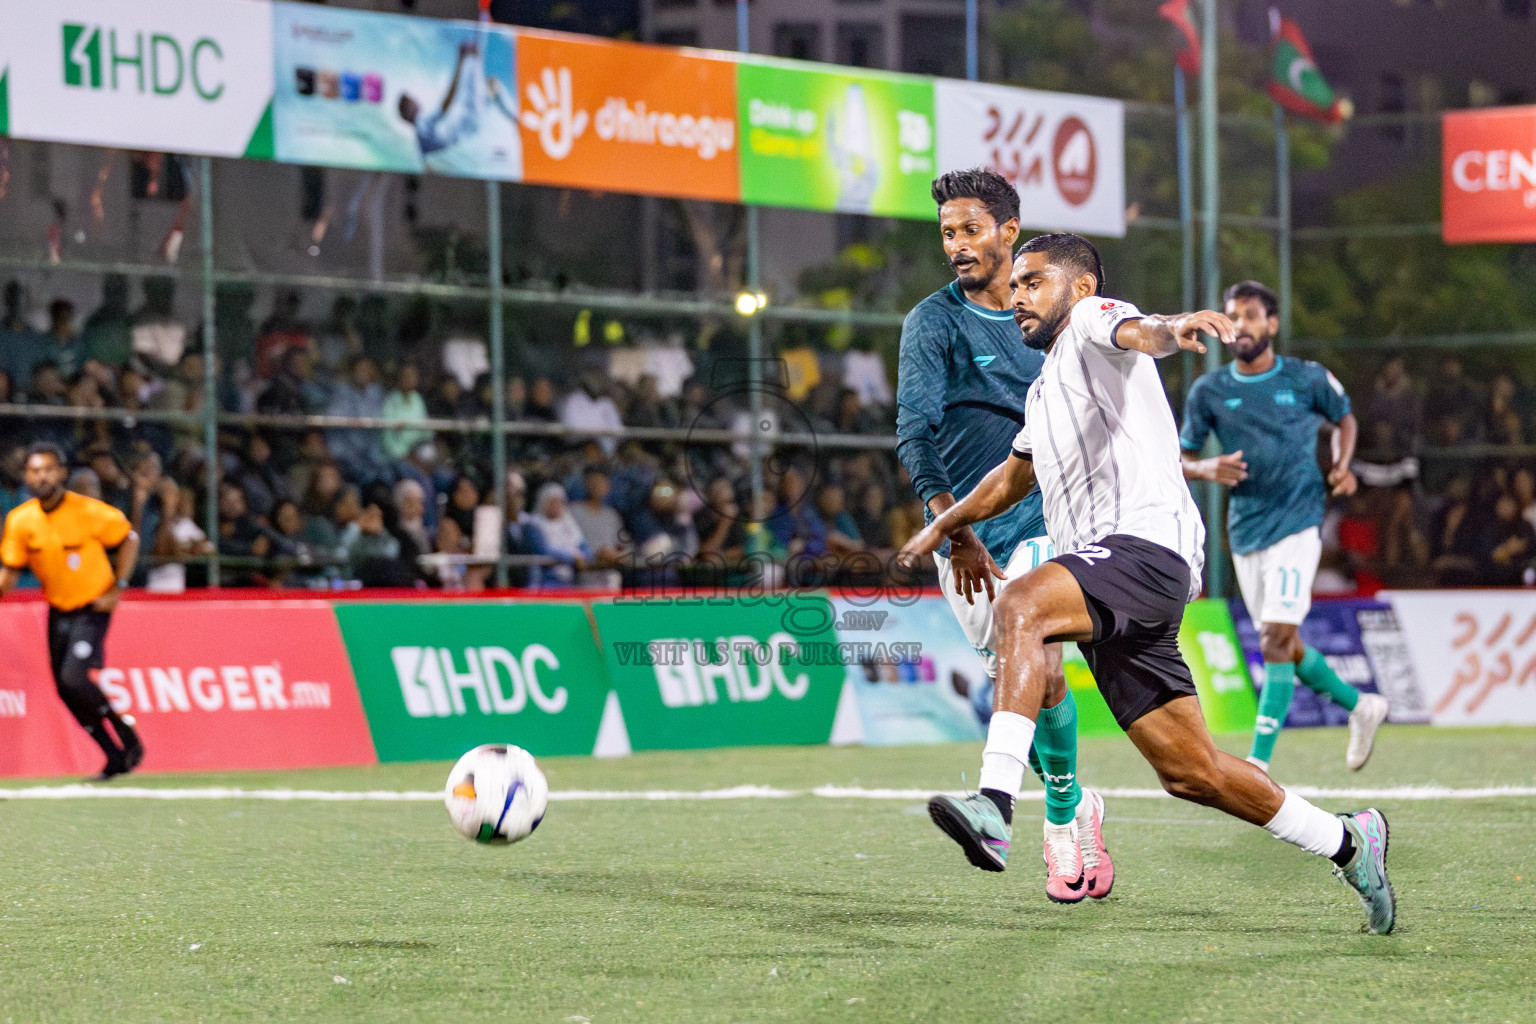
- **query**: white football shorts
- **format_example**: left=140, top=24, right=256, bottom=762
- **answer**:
left=1232, top=526, right=1322, bottom=627
left=936, top=535, right=1054, bottom=679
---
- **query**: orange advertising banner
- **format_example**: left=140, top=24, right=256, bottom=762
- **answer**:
left=1442, top=106, right=1536, bottom=244
left=517, top=32, right=740, bottom=201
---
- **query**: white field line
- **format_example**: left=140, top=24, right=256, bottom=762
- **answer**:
left=1, top=783, right=1536, bottom=802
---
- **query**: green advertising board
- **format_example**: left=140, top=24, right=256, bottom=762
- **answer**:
left=333, top=602, right=610, bottom=761
left=592, top=596, right=846, bottom=750
left=736, top=60, right=935, bottom=218
left=1177, top=598, right=1259, bottom=735
left=1059, top=601, right=1257, bottom=737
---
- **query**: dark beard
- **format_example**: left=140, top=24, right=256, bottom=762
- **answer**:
left=1018, top=297, right=1071, bottom=351
left=1232, top=333, right=1272, bottom=362
left=950, top=247, right=1003, bottom=291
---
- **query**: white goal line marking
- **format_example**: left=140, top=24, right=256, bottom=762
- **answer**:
left=1, top=783, right=1535, bottom=802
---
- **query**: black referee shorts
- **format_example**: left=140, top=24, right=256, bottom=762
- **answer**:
left=47, top=606, right=113, bottom=688
left=1050, top=534, right=1198, bottom=731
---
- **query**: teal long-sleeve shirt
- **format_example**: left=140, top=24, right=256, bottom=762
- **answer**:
left=895, top=282, right=1047, bottom=562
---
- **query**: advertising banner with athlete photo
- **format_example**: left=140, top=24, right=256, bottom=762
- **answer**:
left=0, top=601, right=376, bottom=778
left=1230, top=598, right=1427, bottom=727
left=271, top=2, right=521, bottom=179
left=1383, top=590, right=1536, bottom=726
left=934, top=80, right=1125, bottom=238
left=592, top=597, right=845, bottom=751
left=516, top=31, right=739, bottom=201
left=737, top=60, right=935, bottom=218
left=0, top=0, right=274, bottom=158
left=334, top=601, right=610, bottom=760
left=828, top=594, right=985, bottom=746
left=1442, top=106, right=1536, bottom=244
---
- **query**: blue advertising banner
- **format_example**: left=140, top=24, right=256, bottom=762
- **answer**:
left=1229, top=597, right=1426, bottom=726
left=272, top=3, right=522, bottom=179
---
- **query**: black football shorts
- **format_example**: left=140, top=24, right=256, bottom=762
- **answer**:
left=1050, top=534, right=1199, bottom=731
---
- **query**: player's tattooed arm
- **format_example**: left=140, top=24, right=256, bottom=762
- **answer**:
left=901, top=457, right=1037, bottom=562
left=1115, top=311, right=1235, bottom=358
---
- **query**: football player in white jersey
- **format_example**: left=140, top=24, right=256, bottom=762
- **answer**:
left=903, top=234, right=1396, bottom=935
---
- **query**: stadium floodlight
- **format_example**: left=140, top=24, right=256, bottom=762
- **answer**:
left=735, top=291, right=768, bottom=316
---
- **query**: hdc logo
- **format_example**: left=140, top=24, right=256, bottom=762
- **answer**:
left=62, top=23, right=225, bottom=100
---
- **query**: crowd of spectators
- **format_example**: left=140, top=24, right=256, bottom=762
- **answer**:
left=8, top=275, right=1536, bottom=596
left=0, top=278, right=923, bottom=593
left=1313, top=354, right=1536, bottom=592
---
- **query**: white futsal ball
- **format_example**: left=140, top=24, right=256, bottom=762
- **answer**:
left=444, top=744, right=549, bottom=844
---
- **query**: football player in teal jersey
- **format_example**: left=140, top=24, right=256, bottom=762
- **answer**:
left=1180, top=280, right=1389, bottom=773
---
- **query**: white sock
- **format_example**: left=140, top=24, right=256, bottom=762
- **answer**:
left=977, top=711, right=1036, bottom=799
left=1262, top=787, right=1345, bottom=858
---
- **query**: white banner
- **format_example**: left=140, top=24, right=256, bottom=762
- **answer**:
left=0, top=0, right=273, bottom=157
left=936, top=80, right=1124, bottom=238
left=1384, top=590, right=1536, bottom=726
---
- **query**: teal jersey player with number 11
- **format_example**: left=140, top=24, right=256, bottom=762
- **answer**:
left=1179, top=280, right=1390, bottom=774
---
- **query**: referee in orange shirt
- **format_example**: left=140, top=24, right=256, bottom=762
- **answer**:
left=0, top=443, right=145, bottom=780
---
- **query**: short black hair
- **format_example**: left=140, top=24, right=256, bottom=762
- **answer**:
left=1016, top=233, right=1105, bottom=296
left=931, top=168, right=1020, bottom=228
left=25, top=442, right=67, bottom=467
left=1223, top=280, right=1278, bottom=318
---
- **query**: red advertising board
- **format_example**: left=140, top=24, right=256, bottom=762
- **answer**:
left=1442, top=106, right=1536, bottom=244
left=0, top=601, right=376, bottom=778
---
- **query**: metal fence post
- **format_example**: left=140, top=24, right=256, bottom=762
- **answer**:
left=1275, top=104, right=1292, bottom=354
left=487, top=180, right=508, bottom=587
left=739, top=0, right=765, bottom=518
left=200, top=156, right=221, bottom=588
left=1199, top=0, right=1225, bottom=599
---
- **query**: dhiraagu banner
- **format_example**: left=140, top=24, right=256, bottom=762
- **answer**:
left=272, top=3, right=521, bottom=179
left=0, top=0, right=274, bottom=158
left=334, top=602, right=608, bottom=760
left=736, top=59, right=935, bottom=218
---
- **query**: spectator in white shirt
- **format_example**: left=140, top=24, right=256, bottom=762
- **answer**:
left=560, top=372, right=624, bottom=456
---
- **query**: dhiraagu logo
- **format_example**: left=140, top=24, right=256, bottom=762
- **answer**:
left=63, top=24, right=225, bottom=100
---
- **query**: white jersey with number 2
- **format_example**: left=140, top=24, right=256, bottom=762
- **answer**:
left=1010, top=296, right=1206, bottom=599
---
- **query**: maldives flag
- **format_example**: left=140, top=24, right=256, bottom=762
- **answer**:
left=1266, top=8, right=1346, bottom=123
left=1157, top=0, right=1202, bottom=75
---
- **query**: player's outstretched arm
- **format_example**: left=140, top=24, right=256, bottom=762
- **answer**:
left=900, top=455, right=1037, bottom=561
left=1116, top=310, right=1235, bottom=358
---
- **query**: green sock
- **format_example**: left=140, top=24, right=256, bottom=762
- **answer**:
left=1249, top=661, right=1296, bottom=764
left=1295, top=646, right=1359, bottom=711
left=1028, top=688, right=1082, bottom=826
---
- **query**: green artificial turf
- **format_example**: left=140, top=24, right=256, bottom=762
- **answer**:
left=2, top=726, right=1534, bottom=1023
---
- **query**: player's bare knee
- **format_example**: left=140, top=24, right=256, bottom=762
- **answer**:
left=995, top=584, right=1048, bottom=642
left=1258, top=623, right=1298, bottom=664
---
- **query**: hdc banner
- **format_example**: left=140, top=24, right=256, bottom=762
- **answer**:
left=0, top=0, right=275, bottom=158
left=1442, top=106, right=1536, bottom=245
left=935, top=80, right=1125, bottom=237
left=334, top=601, right=610, bottom=761
left=593, top=597, right=845, bottom=751
left=0, top=601, right=375, bottom=777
